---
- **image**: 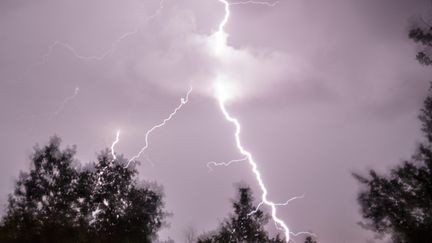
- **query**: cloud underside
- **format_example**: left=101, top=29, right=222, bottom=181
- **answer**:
left=127, top=9, right=306, bottom=102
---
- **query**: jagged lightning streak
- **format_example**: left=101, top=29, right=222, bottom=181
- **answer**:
left=212, top=0, right=294, bottom=241
left=125, top=86, right=192, bottom=168
left=111, top=130, right=121, bottom=160
left=216, top=95, right=292, bottom=241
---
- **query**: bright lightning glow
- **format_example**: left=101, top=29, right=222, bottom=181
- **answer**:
left=125, top=86, right=193, bottom=168
left=111, top=130, right=120, bottom=160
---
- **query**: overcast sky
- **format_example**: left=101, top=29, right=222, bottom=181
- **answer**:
left=1, top=0, right=432, bottom=242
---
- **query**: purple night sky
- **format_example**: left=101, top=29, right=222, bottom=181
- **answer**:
left=1, top=0, right=432, bottom=242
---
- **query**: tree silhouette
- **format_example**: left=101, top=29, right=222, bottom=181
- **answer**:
left=409, top=18, right=432, bottom=65
left=197, top=186, right=284, bottom=243
left=304, top=236, right=317, bottom=243
left=353, top=86, right=432, bottom=242
left=0, top=136, right=167, bottom=243
left=0, top=136, right=80, bottom=242
left=89, top=152, right=166, bottom=242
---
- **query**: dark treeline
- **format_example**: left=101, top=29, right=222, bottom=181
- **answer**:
left=0, top=137, right=167, bottom=243
left=0, top=136, right=316, bottom=243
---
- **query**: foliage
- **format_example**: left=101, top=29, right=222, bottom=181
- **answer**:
left=0, top=136, right=167, bottom=243
left=304, top=236, right=317, bottom=243
left=197, top=186, right=284, bottom=243
left=409, top=20, right=432, bottom=66
left=353, top=86, right=432, bottom=242
left=0, top=136, right=80, bottom=242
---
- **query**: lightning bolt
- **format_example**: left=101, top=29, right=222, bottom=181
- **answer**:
left=111, top=130, right=120, bottom=160
left=211, top=0, right=301, bottom=241
left=217, top=96, right=293, bottom=241
left=125, top=86, right=193, bottom=168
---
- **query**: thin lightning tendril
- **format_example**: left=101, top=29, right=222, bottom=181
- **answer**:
left=206, top=156, right=248, bottom=171
left=229, top=0, right=279, bottom=7
left=49, top=86, right=80, bottom=119
left=125, top=86, right=193, bottom=168
left=248, top=195, right=305, bottom=216
left=23, top=0, right=165, bottom=76
left=21, top=0, right=165, bottom=122
left=25, top=86, right=79, bottom=120
left=111, top=130, right=120, bottom=160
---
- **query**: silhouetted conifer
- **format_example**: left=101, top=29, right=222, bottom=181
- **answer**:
left=197, top=186, right=284, bottom=243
